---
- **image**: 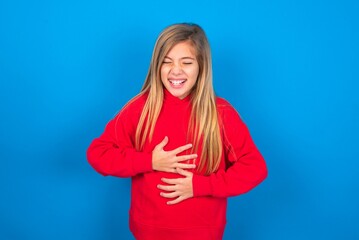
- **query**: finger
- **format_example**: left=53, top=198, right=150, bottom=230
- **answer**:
left=176, top=168, right=192, bottom=177
left=157, top=184, right=176, bottom=191
left=177, top=154, right=198, bottom=162
left=172, top=143, right=193, bottom=155
left=176, top=163, right=196, bottom=169
left=160, top=191, right=179, bottom=199
left=165, top=168, right=177, bottom=173
left=156, top=136, right=169, bottom=150
left=167, top=196, right=185, bottom=205
left=161, top=177, right=181, bottom=185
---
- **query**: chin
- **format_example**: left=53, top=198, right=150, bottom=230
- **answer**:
left=172, top=91, right=187, bottom=99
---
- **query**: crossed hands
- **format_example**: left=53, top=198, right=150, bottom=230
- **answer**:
left=152, top=136, right=197, bottom=205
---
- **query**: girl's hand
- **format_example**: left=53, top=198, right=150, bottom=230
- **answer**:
left=157, top=168, right=194, bottom=205
left=152, top=136, right=197, bottom=173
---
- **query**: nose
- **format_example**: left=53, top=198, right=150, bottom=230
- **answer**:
left=170, top=63, right=183, bottom=75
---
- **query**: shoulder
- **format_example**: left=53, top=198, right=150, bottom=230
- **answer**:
left=216, top=96, right=230, bottom=106
left=216, top=96, right=236, bottom=113
left=115, top=92, right=148, bottom=120
left=215, top=96, right=244, bottom=124
left=123, top=92, right=148, bottom=111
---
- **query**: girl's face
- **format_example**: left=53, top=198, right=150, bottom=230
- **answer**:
left=160, top=41, right=199, bottom=99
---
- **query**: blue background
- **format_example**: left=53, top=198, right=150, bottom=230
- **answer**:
left=1, top=0, right=358, bottom=239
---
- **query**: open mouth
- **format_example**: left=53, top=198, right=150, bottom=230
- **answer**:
left=169, top=79, right=186, bottom=87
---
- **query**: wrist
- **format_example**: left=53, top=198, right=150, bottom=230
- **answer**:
left=151, top=153, right=159, bottom=171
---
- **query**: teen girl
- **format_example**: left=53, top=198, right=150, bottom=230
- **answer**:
left=87, top=23, right=267, bottom=240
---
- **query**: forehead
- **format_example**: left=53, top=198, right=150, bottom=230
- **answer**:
left=165, top=41, right=197, bottom=58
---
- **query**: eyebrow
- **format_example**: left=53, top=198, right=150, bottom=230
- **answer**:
left=164, top=56, right=196, bottom=60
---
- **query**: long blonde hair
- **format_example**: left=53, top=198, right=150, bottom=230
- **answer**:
left=135, top=23, right=222, bottom=175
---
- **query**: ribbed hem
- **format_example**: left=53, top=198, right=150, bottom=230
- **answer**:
left=130, top=216, right=225, bottom=240
left=192, top=174, right=212, bottom=197
left=132, top=152, right=153, bottom=174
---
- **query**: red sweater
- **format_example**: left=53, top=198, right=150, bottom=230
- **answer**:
left=87, top=90, right=267, bottom=240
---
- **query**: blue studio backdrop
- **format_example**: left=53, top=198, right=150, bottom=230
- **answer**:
left=1, top=0, right=358, bottom=239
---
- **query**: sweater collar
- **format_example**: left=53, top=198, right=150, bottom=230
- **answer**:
left=163, top=89, right=191, bottom=105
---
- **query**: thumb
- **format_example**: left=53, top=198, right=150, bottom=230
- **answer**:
left=156, top=136, right=169, bottom=150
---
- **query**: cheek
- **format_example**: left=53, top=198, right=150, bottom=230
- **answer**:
left=160, top=67, right=167, bottom=82
left=190, top=67, right=199, bottom=81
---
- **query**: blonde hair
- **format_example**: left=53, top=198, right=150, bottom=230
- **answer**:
left=135, top=23, right=222, bottom=175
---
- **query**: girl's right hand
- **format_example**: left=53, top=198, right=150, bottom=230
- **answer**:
left=152, top=136, right=197, bottom=173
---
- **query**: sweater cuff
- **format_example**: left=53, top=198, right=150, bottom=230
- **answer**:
left=132, top=152, right=153, bottom=174
left=193, top=174, right=212, bottom=197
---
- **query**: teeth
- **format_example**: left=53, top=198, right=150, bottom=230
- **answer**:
left=169, top=80, right=185, bottom=86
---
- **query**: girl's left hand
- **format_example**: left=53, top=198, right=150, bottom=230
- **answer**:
left=157, top=168, right=193, bottom=205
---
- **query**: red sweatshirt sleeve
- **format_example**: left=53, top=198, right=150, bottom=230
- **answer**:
left=192, top=103, right=268, bottom=197
left=86, top=103, right=153, bottom=177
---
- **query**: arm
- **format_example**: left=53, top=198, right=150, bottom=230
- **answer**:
left=87, top=110, right=153, bottom=178
left=193, top=105, right=268, bottom=198
left=87, top=106, right=197, bottom=178
left=158, top=104, right=267, bottom=203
